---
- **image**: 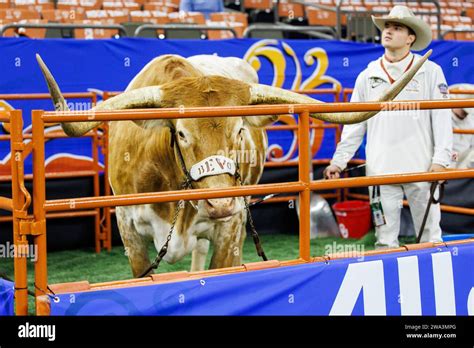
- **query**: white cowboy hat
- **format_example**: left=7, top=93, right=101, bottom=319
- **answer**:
left=449, top=83, right=474, bottom=113
left=372, top=5, right=432, bottom=51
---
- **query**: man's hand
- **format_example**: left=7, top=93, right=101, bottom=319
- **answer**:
left=430, top=164, right=447, bottom=172
left=452, top=108, right=468, bottom=121
left=323, top=164, right=342, bottom=179
left=430, top=163, right=447, bottom=183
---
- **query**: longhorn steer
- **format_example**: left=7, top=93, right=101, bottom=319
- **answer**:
left=37, top=51, right=431, bottom=277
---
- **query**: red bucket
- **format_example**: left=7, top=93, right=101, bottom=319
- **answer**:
left=332, top=200, right=371, bottom=239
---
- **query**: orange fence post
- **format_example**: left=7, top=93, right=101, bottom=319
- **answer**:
left=103, top=123, right=112, bottom=251
left=92, top=129, right=102, bottom=253
left=10, top=110, right=29, bottom=315
left=298, top=110, right=311, bottom=261
left=101, top=93, right=113, bottom=251
left=32, top=110, right=48, bottom=313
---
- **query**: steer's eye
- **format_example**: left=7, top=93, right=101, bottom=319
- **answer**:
left=178, top=131, right=186, bottom=140
left=237, top=128, right=245, bottom=142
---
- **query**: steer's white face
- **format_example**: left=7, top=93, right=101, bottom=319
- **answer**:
left=174, top=117, right=250, bottom=220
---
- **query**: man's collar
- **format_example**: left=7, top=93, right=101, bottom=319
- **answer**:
left=367, top=53, right=426, bottom=82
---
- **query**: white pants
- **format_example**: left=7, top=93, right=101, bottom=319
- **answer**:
left=369, top=183, right=443, bottom=249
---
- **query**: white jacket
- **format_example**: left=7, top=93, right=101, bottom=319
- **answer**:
left=331, top=53, right=453, bottom=176
left=452, top=112, right=474, bottom=168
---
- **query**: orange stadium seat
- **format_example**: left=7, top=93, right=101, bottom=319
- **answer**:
left=144, top=0, right=177, bottom=8
left=85, top=9, right=129, bottom=23
left=339, top=5, right=368, bottom=25
left=14, top=1, right=53, bottom=12
left=208, top=12, right=247, bottom=39
left=20, top=2, right=53, bottom=10
left=277, top=1, right=305, bottom=19
left=0, top=0, right=10, bottom=9
left=57, top=0, right=102, bottom=16
left=143, top=3, right=175, bottom=13
left=466, top=8, right=474, bottom=20
left=430, top=23, right=452, bottom=39
left=74, top=18, right=121, bottom=38
left=306, top=6, right=337, bottom=27
left=305, top=0, right=335, bottom=5
left=210, top=11, right=248, bottom=27
left=442, top=8, right=460, bottom=15
left=168, top=11, right=205, bottom=24
left=448, top=2, right=463, bottom=10
left=129, top=9, right=168, bottom=23
left=0, top=8, right=41, bottom=20
left=419, top=2, right=436, bottom=12
left=244, top=0, right=273, bottom=10
left=205, top=20, right=243, bottom=39
left=41, top=9, right=86, bottom=22
left=129, top=9, right=168, bottom=36
left=102, top=1, right=141, bottom=14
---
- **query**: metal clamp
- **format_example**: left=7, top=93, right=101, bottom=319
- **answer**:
left=19, top=219, right=46, bottom=236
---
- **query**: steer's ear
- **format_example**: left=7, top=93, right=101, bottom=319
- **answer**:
left=243, top=115, right=279, bottom=128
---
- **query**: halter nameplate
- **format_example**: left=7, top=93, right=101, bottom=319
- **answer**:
left=189, top=155, right=236, bottom=181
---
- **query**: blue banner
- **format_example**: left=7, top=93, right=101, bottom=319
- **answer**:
left=50, top=242, right=474, bottom=315
left=0, top=38, right=472, bottom=173
left=0, top=278, right=14, bottom=316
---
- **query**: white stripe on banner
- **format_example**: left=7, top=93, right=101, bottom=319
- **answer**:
left=432, top=252, right=456, bottom=315
left=330, top=260, right=386, bottom=316
left=397, top=256, right=422, bottom=315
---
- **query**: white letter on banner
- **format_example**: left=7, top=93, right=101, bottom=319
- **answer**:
left=467, top=288, right=474, bottom=315
left=330, top=260, right=386, bottom=315
left=397, top=256, right=422, bottom=315
left=432, top=252, right=456, bottom=315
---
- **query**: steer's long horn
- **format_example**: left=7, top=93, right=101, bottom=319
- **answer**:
left=36, top=54, right=166, bottom=136
left=36, top=54, right=102, bottom=136
left=249, top=49, right=432, bottom=124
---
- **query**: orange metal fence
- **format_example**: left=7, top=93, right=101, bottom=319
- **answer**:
left=2, top=86, right=473, bottom=259
left=3, top=98, right=472, bottom=315
left=1, top=88, right=342, bottom=254
left=0, top=92, right=110, bottom=253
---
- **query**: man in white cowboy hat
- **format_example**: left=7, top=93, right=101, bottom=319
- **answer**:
left=324, top=5, right=453, bottom=248
left=449, top=83, right=474, bottom=169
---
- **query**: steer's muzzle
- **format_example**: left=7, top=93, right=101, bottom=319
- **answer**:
left=204, top=197, right=235, bottom=219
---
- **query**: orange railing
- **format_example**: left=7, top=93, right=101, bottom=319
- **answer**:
left=5, top=97, right=470, bottom=315
left=0, top=92, right=110, bottom=253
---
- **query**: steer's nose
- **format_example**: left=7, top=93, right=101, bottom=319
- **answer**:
left=205, top=198, right=235, bottom=219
